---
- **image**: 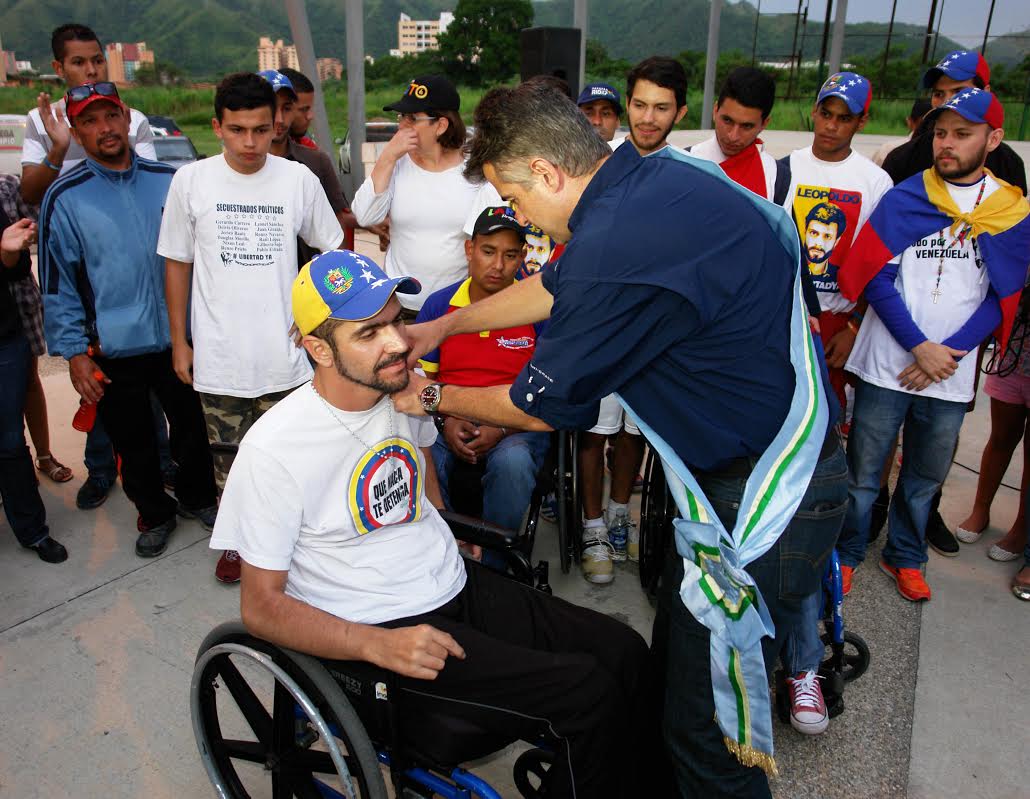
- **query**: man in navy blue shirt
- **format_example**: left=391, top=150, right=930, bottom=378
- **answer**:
left=398, top=82, right=846, bottom=797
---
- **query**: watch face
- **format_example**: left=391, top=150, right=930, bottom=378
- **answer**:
left=420, top=384, right=441, bottom=411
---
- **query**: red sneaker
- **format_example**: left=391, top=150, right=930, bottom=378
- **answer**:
left=879, top=561, right=930, bottom=601
left=841, top=564, right=855, bottom=596
left=787, top=670, right=829, bottom=735
left=215, top=550, right=242, bottom=584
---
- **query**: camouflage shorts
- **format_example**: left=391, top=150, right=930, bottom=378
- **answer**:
left=198, top=388, right=296, bottom=492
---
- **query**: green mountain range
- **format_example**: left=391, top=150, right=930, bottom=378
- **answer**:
left=0, top=0, right=999, bottom=80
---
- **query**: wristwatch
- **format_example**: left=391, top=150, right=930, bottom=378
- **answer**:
left=419, top=382, right=444, bottom=414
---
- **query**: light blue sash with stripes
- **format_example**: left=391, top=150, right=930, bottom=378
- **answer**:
left=618, top=147, right=828, bottom=773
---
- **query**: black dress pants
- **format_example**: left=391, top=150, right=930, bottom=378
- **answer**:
left=95, top=349, right=216, bottom=527
left=374, top=560, right=667, bottom=798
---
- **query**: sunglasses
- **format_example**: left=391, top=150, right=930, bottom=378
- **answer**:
left=396, top=112, right=438, bottom=125
left=65, top=82, right=120, bottom=104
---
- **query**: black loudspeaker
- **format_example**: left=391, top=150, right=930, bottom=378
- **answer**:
left=520, top=26, right=582, bottom=100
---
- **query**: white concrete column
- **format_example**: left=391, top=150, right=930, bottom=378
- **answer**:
left=827, top=0, right=849, bottom=76
left=284, top=0, right=334, bottom=156
left=701, top=0, right=723, bottom=130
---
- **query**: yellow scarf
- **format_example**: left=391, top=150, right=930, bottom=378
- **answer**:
left=923, top=168, right=1030, bottom=241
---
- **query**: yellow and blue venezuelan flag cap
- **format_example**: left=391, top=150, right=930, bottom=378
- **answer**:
left=292, top=250, right=420, bottom=335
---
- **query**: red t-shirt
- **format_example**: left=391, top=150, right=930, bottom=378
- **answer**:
left=416, top=278, right=546, bottom=387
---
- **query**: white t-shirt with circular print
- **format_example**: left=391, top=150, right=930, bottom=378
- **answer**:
left=211, top=383, right=466, bottom=624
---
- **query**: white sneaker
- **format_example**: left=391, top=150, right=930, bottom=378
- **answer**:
left=787, top=670, right=829, bottom=735
left=581, top=531, right=615, bottom=584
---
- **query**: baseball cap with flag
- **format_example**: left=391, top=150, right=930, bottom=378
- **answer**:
left=257, top=69, right=297, bottom=98
left=816, top=72, right=872, bottom=115
left=928, top=87, right=1005, bottom=130
left=293, top=250, right=420, bottom=335
left=922, top=51, right=991, bottom=90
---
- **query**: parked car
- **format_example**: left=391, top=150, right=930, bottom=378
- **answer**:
left=335, top=121, right=397, bottom=200
left=337, top=121, right=398, bottom=175
left=335, top=120, right=477, bottom=199
left=152, top=135, right=202, bottom=170
left=146, top=114, right=184, bottom=137
left=0, top=114, right=28, bottom=177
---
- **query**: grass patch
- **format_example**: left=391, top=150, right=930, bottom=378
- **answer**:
left=2, top=82, right=1025, bottom=158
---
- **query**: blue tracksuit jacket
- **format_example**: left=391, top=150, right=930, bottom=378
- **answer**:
left=38, top=154, right=176, bottom=358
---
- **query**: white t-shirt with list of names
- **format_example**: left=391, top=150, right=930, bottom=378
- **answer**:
left=157, top=154, right=344, bottom=398
left=210, top=384, right=466, bottom=625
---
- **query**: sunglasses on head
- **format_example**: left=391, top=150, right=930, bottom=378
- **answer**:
left=65, top=82, right=120, bottom=104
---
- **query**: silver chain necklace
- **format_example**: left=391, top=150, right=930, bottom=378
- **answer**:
left=310, top=382, right=395, bottom=454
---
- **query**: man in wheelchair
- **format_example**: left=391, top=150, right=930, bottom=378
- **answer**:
left=209, top=250, right=658, bottom=798
left=416, top=206, right=551, bottom=565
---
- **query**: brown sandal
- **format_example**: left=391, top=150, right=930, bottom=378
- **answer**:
left=36, top=455, right=73, bottom=483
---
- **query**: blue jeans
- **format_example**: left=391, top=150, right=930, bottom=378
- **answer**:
left=0, top=333, right=50, bottom=546
left=784, top=589, right=826, bottom=675
left=85, top=391, right=172, bottom=484
left=837, top=380, right=967, bottom=570
left=651, top=432, right=847, bottom=797
left=433, top=431, right=550, bottom=531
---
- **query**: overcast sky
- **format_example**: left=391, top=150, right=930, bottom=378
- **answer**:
left=748, top=0, right=1030, bottom=45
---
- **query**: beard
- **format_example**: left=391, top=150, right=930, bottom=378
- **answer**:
left=333, top=350, right=411, bottom=394
left=935, top=142, right=988, bottom=181
left=807, top=246, right=832, bottom=264
left=630, top=117, right=676, bottom=153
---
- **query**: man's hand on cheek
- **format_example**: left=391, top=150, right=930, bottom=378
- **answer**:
left=393, top=370, right=433, bottom=415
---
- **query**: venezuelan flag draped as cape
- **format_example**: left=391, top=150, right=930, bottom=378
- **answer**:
left=838, top=168, right=1030, bottom=353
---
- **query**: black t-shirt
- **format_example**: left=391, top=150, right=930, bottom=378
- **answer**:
left=882, top=115, right=1027, bottom=195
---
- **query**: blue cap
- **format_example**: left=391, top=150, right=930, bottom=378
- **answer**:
left=293, top=250, right=420, bottom=334
left=257, top=69, right=296, bottom=96
left=922, top=51, right=990, bottom=90
left=577, top=82, right=622, bottom=113
left=817, top=72, right=872, bottom=115
left=928, top=87, right=1004, bottom=130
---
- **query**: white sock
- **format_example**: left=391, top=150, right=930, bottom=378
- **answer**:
left=583, top=516, right=605, bottom=529
left=607, top=500, right=629, bottom=519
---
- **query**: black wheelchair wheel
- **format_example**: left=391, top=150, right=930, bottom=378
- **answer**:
left=820, top=629, right=871, bottom=683
left=513, top=747, right=554, bottom=798
left=191, top=622, right=388, bottom=799
left=638, top=449, right=674, bottom=595
left=555, top=432, right=579, bottom=574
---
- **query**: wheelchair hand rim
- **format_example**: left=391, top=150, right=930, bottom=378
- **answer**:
left=191, top=642, right=357, bottom=799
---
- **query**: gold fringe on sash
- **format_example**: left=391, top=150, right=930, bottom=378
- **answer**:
left=723, top=737, right=779, bottom=778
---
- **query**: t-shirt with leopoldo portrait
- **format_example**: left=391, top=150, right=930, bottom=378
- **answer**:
left=210, top=382, right=465, bottom=624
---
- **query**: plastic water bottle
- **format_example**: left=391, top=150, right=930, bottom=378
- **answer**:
left=71, top=363, right=106, bottom=432
left=72, top=399, right=97, bottom=432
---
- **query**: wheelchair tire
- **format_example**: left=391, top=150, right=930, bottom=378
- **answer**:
left=513, top=747, right=554, bottom=798
left=820, top=629, right=871, bottom=683
left=638, top=449, right=674, bottom=595
left=191, top=621, right=388, bottom=799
